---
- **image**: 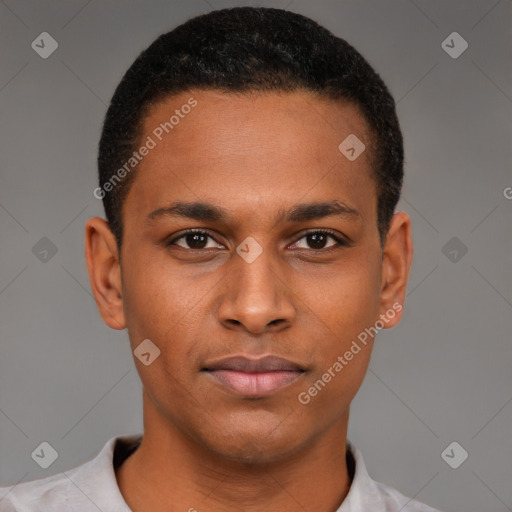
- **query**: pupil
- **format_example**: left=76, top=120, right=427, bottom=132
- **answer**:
left=308, top=233, right=326, bottom=249
left=187, top=233, right=207, bottom=249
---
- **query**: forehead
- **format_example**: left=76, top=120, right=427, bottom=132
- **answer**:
left=142, top=89, right=372, bottom=162
left=124, top=89, right=376, bottom=226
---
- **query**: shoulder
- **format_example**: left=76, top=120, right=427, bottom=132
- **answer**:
left=0, top=434, right=141, bottom=512
left=342, top=442, right=443, bottom=512
left=373, top=480, right=443, bottom=512
left=0, top=470, right=76, bottom=512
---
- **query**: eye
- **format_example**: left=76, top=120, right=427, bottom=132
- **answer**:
left=290, top=230, right=347, bottom=250
left=167, top=228, right=348, bottom=251
left=167, top=229, right=224, bottom=250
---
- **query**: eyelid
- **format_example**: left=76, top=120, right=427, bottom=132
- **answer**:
left=289, top=228, right=349, bottom=249
left=167, top=228, right=225, bottom=248
left=167, top=228, right=349, bottom=250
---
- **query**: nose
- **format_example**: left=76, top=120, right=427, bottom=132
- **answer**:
left=217, top=246, right=296, bottom=335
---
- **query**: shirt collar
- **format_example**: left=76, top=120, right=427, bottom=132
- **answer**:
left=69, top=435, right=386, bottom=512
left=335, top=441, right=388, bottom=512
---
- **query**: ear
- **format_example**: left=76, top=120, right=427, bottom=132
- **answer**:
left=379, top=211, right=414, bottom=328
left=84, top=217, right=126, bottom=330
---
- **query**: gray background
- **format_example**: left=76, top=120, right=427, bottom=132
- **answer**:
left=0, top=1, right=511, bottom=511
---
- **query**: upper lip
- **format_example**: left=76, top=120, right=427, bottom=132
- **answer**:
left=203, top=355, right=306, bottom=373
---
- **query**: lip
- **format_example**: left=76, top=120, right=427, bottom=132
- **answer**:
left=202, top=355, right=306, bottom=397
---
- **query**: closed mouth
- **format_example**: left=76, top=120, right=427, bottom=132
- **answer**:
left=202, top=355, right=306, bottom=397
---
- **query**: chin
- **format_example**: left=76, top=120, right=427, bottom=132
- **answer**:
left=215, top=440, right=297, bottom=466
left=199, top=421, right=306, bottom=466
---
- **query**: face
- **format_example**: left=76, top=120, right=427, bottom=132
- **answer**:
left=86, top=90, right=412, bottom=464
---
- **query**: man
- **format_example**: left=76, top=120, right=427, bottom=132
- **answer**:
left=0, top=6, right=442, bottom=511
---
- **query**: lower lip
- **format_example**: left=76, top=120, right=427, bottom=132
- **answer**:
left=206, top=370, right=303, bottom=397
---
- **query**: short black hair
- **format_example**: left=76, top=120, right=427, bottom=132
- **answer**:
left=97, top=6, right=403, bottom=248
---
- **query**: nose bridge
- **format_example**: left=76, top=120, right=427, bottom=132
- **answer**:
left=218, top=237, right=295, bottom=333
left=237, top=241, right=277, bottom=297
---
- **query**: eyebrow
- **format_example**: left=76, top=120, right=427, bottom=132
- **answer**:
left=146, top=200, right=360, bottom=224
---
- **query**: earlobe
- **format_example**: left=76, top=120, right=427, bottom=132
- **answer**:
left=379, top=211, right=414, bottom=329
left=84, top=217, right=126, bottom=330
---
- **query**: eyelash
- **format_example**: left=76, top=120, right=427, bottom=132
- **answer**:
left=166, top=228, right=348, bottom=251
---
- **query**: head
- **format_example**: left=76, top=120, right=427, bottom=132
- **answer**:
left=86, top=7, right=412, bottom=464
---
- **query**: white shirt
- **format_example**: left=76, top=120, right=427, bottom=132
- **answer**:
left=0, top=434, right=442, bottom=511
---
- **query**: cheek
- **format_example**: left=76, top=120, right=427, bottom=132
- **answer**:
left=120, top=250, right=183, bottom=347
left=120, top=249, right=210, bottom=379
left=120, top=256, right=200, bottom=407
left=301, top=254, right=381, bottom=401
left=298, top=280, right=378, bottom=415
left=309, top=258, right=381, bottom=338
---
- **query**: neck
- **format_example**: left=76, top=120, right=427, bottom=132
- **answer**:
left=116, top=393, right=352, bottom=512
